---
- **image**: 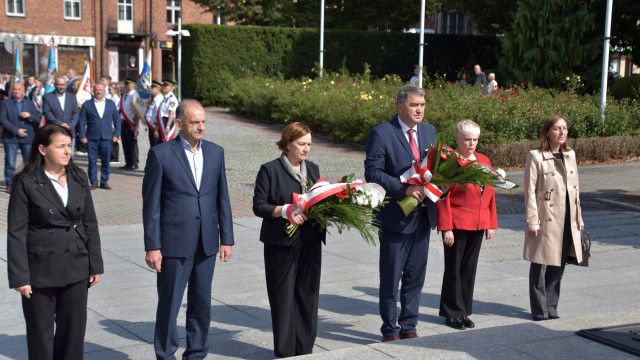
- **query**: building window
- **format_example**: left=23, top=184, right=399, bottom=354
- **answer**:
left=64, top=0, right=82, bottom=20
left=167, top=0, right=181, bottom=24
left=118, top=0, right=133, bottom=21
left=118, top=48, right=138, bottom=81
left=6, top=0, right=26, bottom=16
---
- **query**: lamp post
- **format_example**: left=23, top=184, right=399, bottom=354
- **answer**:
left=166, top=17, right=190, bottom=101
left=319, top=0, right=325, bottom=78
left=418, top=0, right=426, bottom=88
left=599, top=0, right=613, bottom=121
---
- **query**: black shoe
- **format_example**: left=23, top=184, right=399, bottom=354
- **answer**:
left=445, top=317, right=466, bottom=330
left=462, top=316, right=475, bottom=328
left=532, top=315, right=548, bottom=321
left=119, top=164, right=132, bottom=170
left=549, top=315, right=560, bottom=320
left=131, top=164, right=138, bottom=170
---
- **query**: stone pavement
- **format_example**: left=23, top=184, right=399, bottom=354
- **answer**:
left=0, top=109, right=639, bottom=359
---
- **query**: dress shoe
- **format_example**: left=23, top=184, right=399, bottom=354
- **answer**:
left=381, top=335, right=401, bottom=342
left=549, top=315, right=560, bottom=320
left=400, top=332, right=418, bottom=339
left=532, top=316, right=548, bottom=321
left=90, top=184, right=98, bottom=190
left=119, top=164, right=132, bottom=170
left=445, top=317, right=466, bottom=330
left=99, top=183, right=112, bottom=190
left=462, top=316, right=475, bottom=328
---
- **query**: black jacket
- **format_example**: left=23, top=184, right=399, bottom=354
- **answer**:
left=7, top=169, right=103, bottom=289
left=253, top=158, right=326, bottom=246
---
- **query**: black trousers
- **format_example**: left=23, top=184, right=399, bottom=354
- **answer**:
left=529, top=223, right=573, bottom=319
left=439, top=229, right=484, bottom=319
left=264, top=239, right=322, bottom=358
left=120, top=120, right=139, bottom=167
left=21, top=280, right=89, bottom=360
left=148, top=127, right=161, bottom=148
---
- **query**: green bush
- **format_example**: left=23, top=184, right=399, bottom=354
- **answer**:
left=611, top=76, right=640, bottom=100
left=226, top=71, right=640, bottom=155
left=180, top=24, right=501, bottom=106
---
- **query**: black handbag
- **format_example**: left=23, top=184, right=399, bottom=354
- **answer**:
left=567, top=231, right=591, bottom=267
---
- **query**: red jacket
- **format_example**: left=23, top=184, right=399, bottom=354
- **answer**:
left=436, top=152, right=498, bottom=231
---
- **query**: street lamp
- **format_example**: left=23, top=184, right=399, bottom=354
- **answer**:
left=165, top=17, right=190, bottom=101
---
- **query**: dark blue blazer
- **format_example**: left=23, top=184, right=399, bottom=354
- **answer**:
left=142, top=136, right=234, bottom=257
left=78, top=98, right=120, bottom=140
left=364, top=116, right=438, bottom=234
left=42, top=92, right=79, bottom=136
left=0, top=98, right=40, bottom=144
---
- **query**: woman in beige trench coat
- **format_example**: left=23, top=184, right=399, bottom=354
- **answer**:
left=523, top=114, right=584, bottom=321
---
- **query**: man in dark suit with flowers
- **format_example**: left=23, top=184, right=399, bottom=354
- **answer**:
left=365, top=84, right=441, bottom=342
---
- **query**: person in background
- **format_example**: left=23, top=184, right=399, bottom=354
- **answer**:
left=437, top=120, right=497, bottom=330
left=0, top=82, right=40, bottom=192
left=410, top=68, right=420, bottom=85
left=524, top=114, right=584, bottom=321
left=253, top=122, right=326, bottom=358
left=459, top=73, right=467, bottom=89
left=108, top=83, right=121, bottom=165
left=0, top=71, right=11, bottom=100
left=7, top=124, right=103, bottom=360
left=32, top=77, right=45, bottom=116
left=42, top=76, right=79, bottom=156
left=486, top=73, right=498, bottom=94
left=78, top=83, right=120, bottom=190
left=470, top=65, right=487, bottom=91
left=118, top=78, right=140, bottom=170
left=66, top=68, right=77, bottom=94
left=157, top=79, right=178, bottom=143
left=145, top=80, right=164, bottom=148
left=25, top=75, right=37, bottom=101
left=101, top=76, right=113, bottom=101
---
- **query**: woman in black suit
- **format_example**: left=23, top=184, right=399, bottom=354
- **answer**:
left=253, top=122, right=326, bottom=358
left=7, top=125, right=103, bottom=360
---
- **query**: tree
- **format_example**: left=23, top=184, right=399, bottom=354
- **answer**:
left=439, top=0, right=519, bottom=35
left=191, top=0, right=434, bottom=31
left=500, top=0, right=601, bottom=87
left=592, top=0, right=640, bottom=61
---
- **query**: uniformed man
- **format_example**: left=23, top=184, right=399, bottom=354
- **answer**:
left=119, top=77, right=140, bottom=170
left=145, top=80, right=164, bottom=148
left=157, top=79, right=178, bottom=143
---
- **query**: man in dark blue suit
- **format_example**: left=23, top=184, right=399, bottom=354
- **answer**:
left=0, top=82, right=40, bottom=192
left=365, top=84, right=445, bottom=342
left=143, top=99, right=234, bottom=360
left=78, top=82, right=120, bottom=189
left=42, top=76, right=79, bottom=155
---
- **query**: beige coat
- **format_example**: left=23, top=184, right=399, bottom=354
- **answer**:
left=523, top=150, right=584, bottom=266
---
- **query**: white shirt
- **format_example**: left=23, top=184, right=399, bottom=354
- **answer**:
left=57, top=92, right=66, bottom=111
left=181, top=137, right=203, bottom=191
left=398, top=116, right=418, bottom=145
left=158, top=92, right=178, bottom=118
left=120, top=90, right=136, bottom=122
left=145, top=93, right=164, bottom=128
left=94, top=98, right=106, bottom=118
left=44, top=170, right=69, bottom=207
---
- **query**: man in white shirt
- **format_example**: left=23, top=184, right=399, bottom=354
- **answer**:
left=157, top=79, right=178, bottom=142
left=145, top=80, right=164, bottom=148
left=78, top=83, right=121, bottom=190
left=119, top=77, right=140, bottom=170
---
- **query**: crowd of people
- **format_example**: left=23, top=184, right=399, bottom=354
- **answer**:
left=3, top=75, right=585, bottom=359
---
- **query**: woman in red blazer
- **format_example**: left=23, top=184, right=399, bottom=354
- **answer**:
left=437, top=120, right=497, bottom=330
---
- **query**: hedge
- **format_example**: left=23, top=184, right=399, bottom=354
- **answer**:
left=179, top=24, right=501, bottom=106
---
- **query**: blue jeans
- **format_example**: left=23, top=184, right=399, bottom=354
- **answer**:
left=4, top=142, right=31, bottom=189
left=87, top=139, right=112, bottom=185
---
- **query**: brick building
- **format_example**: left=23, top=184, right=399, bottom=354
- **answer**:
left=0, top=0, right=215, bottom=84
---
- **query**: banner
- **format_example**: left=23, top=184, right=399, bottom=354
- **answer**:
left=75, top=61, right=93, bottom=106
left=13, top=41, right=23, bottom=84
left=44, top=44, right=57, bottom=94
left=132, top=48, right=153, bottom=124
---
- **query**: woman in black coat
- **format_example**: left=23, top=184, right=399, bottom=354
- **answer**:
left=7, top=125, right=103, bottom=360
left=253, top=122, right=326, bottom=358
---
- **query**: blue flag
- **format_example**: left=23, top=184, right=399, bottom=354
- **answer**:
left=132, top=49, right=153, bottom=122
left=13, top=44, right=22, bottom=83
left=44, top=45, right=57, bottom=94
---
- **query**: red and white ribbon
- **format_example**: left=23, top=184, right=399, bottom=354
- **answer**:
left=400, top=158, right=443, bottom=203
left=282, top=178, right=367, bottom=225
